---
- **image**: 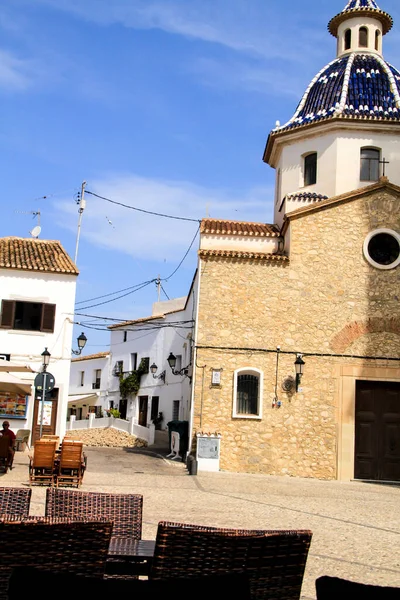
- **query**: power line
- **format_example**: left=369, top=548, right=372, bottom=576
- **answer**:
left=160, top=283, right=170, bottom=300
left=77, top=280, right=155, bottom=310
left=163, top=224, right=200, bottom=281
left=75, top=279, right=156, bottom=306
left=86, top=189, right=201, bottom=223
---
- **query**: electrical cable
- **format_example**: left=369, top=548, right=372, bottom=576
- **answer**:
left=162, top=224, right=200, bottom=281
left=75, top=279, right=156, bottom=306
left=77, top=280, right=155, bottom=310
left=160, top=284, right=170, bottom=300
left=86, top=190, right=201, bottom=223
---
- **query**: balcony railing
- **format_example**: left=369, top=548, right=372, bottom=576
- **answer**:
left=92, top=381, right=101, bottom=390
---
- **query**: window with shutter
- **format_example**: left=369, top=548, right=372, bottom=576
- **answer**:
left=41, top=303, right=56, bottom=333
left=0, top=300, right=16, bottom=329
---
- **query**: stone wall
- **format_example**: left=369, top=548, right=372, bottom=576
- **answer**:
left=193, top=188, right=400, bottom=478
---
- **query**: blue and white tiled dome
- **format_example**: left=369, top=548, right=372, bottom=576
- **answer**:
left=275, top=1, right=399, bottom=132
left=276, top=54, right=400, bottom=132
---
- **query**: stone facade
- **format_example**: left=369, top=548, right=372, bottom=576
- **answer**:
left=192, top=183, right=400, bottom=479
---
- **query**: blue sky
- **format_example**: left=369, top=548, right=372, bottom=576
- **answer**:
left=2, top=0, right=400, bottom=352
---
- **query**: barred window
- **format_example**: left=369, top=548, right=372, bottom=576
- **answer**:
left=360, top=147, right=380, bottom=181
left=233, top=368, right=263, bottom=419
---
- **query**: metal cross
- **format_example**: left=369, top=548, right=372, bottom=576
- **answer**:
left=379, top=157, right=390, bottom=177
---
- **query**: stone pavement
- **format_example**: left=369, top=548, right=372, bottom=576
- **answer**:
left=3, top=446, right=400, bottom=599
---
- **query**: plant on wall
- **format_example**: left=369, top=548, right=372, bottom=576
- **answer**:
left=119, top=358, right=149, bottom=398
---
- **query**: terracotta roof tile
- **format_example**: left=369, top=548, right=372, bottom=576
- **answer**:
left=199, top=249, right=288, bottom=262
left=0, top=237, right=78, bottom=275
left=72, top=352, right=110, bottom=362
left=201, top=219, right=280, bottom=237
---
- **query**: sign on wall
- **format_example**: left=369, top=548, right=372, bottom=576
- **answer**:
left=0, top=393, right=28, bottom=419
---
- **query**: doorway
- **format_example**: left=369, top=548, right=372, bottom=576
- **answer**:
left=138, top=396, right=148, bottom=427
left=119, top=398, right=127, bottom=419
left=31, top=388, right=58, bottom=445
left=355, top=380, right=400, bottom=482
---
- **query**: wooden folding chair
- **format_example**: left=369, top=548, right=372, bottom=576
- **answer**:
left=56, top=441, right=84, bottom=488
left=40, top=435, right=60, bottom=450
left=28, top=440, right=56, bottom=486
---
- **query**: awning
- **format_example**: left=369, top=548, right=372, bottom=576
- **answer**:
left=0, top=360, right=34, bottom=373
left=68, top=394, right=99, bottom=406
left=0, top=373, right=32, bottom=395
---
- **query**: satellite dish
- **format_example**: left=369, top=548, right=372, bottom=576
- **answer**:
left=30, top=226, right=41, bottom=238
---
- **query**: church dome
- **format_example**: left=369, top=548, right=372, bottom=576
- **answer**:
left=274, top=1, right=400, bottom=133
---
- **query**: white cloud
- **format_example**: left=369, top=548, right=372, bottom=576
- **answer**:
left=55, top=174, right=274, bottom=263
left=0, top=50, right=33, bottom=90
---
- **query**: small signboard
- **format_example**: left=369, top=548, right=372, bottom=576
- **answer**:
left=211, top=369, right=222, bottom=386
left=197, top=436, right=220, bottom=459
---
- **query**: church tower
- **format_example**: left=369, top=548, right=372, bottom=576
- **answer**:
left=264, top=0, right=400, bottom=228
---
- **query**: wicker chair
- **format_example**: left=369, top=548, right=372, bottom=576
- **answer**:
left=45, top=488, right=143, bottom=539
left=46, top=488, right=144, bottom=578
left=0, top=516, right=113, bottom=600
left=28, top=439, right=56, bottom=486
left=150, top=521, right=313, bottom=600
left=0, top=488, right=31, bottom=518
left=56, top=440, right=84, bottom=487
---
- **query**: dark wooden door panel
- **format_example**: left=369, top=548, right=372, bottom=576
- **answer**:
left=355, top=381, right=400, bottom=482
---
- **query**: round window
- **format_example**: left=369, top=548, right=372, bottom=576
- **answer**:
left=363, top=228, right=400, bottom=270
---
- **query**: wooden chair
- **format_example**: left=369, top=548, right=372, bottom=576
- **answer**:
left=40, top=434, right=60, bottom=449
left=45, top=489, right=143, bottom=539
left=150, top=521, right=313, bottom=600
left=0, top=436, right=11, bottom=473
left=15, top=429, right=30, bottom=452
left=56, top=440, right=84, bottom=488
left=28, top=440, right=56, bottom=486
left=0, top=517, right=113, bottom=600
left=0, top=488, right=31, bottom=518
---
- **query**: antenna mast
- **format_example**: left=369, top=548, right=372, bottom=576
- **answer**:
left=74, top=181, right=87, bottom=265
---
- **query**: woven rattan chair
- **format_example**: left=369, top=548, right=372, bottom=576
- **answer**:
left=0, top=516, right=113, bottom=600
left=150, top=521, right=313, bottom=600
left=56, top=440, right=84, bottom=487
left=46, top=488, right=144, bottom=578
left=45, top=488, right=143, bottom=539
left=28, top=440, right=56, bottom=486
left=0, top=488, right=31, bottom=518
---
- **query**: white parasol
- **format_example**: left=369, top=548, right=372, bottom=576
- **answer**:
left=0, top=360, right=34, bottom=373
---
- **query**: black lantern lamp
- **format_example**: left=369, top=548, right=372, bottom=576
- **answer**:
left=41, top=347, right=51, bottom=372
left=167, top=352, right=190, bottom=377
left=294, top=354, right=305, bottom=392
left=72, top=332, right=88, bottom=356
left=150, top=362, right=166, bottom=382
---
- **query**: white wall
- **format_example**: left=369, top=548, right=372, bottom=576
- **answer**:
left=109, top=291, right=196, bottom=433
left=273, top=128, right=400, bottom=226
left=0, top=269, right=77, bottom=439
left=69, top=355, right=110, bottom=417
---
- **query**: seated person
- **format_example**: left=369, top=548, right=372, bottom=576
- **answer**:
left=0, top=421, right=16, bottom=469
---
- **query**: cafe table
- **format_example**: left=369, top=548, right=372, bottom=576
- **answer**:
left=106, top=538, right=156, bottom=577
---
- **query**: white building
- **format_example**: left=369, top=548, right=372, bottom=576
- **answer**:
left=68, top=352, right=110, bottom=420
left=107, top=289, right=196, bottom=433
left=0, top=236, right=78, bottom=445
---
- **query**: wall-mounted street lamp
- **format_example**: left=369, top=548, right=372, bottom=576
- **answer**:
left=150, top=363, right=166, bottom=383
left=71, top=332, right=88, bottom=356
left=41, top=347, right=51, bottom=372
left=294, top=354, right=305, bottom=392
left=167, top=352, right=190, bottom=377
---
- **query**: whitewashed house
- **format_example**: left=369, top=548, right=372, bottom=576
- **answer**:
left=107, top=288, right=196, bottom=434
left=0, top=237, right=78, bottom=445
left=68, top=352, right=110, bottom=420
